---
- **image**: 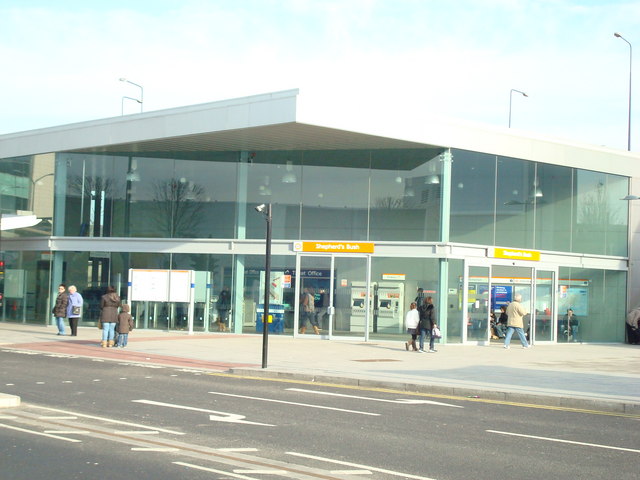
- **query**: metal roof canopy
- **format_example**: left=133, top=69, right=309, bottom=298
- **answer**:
left=1, top=88, right=638, bottom=176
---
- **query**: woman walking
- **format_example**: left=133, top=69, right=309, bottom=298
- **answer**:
left=99, top=286, right=121, bottom=348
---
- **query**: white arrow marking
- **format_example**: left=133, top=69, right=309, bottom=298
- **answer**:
left=132, top=399, right=274, bottom=426
left=208, top=391, right=380, bottom=416
left=286, top=388, right=463, bottom=408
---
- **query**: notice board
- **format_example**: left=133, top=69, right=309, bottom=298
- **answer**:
left=129, top=269, right=193, bottom=302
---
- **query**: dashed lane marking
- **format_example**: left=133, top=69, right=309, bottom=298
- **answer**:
left=286, top=452, right=436, bottom=480
left=132, top=447, right=180, bottom=452
left=487, top=430, right=640, bottom=454
left=30, top=405, right=184, bottom=435
left=0, top=422, right=81, bottom=443
left=208, top=391, right=380, bottom=417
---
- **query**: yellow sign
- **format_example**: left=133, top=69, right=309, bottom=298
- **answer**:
left=295, top=241, right=375, bottom=254
left=493, top=247, right=540, bottom=261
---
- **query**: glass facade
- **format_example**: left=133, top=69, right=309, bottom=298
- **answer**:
left=0, top=128, right=631, bottom=344
left=449, top=149, right=629, bottom=256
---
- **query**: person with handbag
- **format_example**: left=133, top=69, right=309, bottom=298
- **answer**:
left=66, top=285, right=83, bottom=337
left=100, top=286, right=121, bottom=348
left=52, top=284, right=68, bottom=336
left=423, top=296, right=439, bottom=353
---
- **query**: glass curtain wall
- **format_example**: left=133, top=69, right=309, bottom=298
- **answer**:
left=558, top=267, right=626, bottom=342
left=450, top=148, right=629, bottom=256
left=445, top=259, right=464, bottom=343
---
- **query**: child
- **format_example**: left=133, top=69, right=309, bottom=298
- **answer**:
left=115, top=304, right=134, bottom=348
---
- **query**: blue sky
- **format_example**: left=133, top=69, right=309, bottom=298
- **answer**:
left=1, top=0, right=638, bottom=150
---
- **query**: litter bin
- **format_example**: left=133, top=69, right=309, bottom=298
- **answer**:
left=256, top=304, right=285, bottom=333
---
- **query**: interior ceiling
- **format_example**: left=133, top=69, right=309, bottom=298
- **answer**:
left=67, top=122, right=443, bottom=158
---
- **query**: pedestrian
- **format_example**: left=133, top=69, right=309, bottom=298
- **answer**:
left=564, top=308, right=580, bottom=342
left=405, top=301, right=419, bottom=352
left=299, top=287, right=320, bottom=334
left=503, top=293, right=530, bottom=349
left=216, top=286, right=231, bottom=331
left=66, top=285, right=83, bottom=337
left=99, top=286, right=121, bottom=347
left=626, top=307, right=640, bottom=345
left=52, top=283, right=68, bottom=335
left=115, top=304, right=134, bottom=348
left=494, top=305, right=508, bottom=338
left=418, top=296, right=437, bottom=353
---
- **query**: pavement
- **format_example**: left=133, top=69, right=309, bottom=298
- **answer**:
left=1, top=322, right=639, bottom=415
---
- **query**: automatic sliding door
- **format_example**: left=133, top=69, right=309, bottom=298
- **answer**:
left=333, top=256, right=368, bottom=338
left=467, top=265, right=490, bottom=342
left=534, top=270, right=555, bottom=342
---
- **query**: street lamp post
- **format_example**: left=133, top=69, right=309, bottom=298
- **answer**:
left=255, top=203, right=272, bottom=368
left=614, top=33, right=632, bottom=151
left=119, top=78, right=144, bottom=113
left=509, top=89, right=528, bottom=128
left=121, top=96, right=142, bottom=115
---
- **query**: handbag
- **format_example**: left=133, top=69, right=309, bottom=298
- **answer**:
left=72, top=306, right=81, bottom=316
left=432, top=326, right=442, bottom=339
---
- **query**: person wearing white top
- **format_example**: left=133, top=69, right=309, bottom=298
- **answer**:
left=404, top=302, right=420, bottom=352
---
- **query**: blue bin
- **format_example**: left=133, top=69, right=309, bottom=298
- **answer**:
left=256, top=304, right=285, bottom=333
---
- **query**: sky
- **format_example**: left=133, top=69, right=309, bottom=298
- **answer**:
left=0, top=0, right=639, bottom=150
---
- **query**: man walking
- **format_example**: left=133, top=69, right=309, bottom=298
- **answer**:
left=504, top=293, right=530, bottom=349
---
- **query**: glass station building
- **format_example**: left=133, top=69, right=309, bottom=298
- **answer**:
left=1, top=89, right=637, bottom=344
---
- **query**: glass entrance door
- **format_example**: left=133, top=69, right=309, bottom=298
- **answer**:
left=534, top=269, right=555, bottom=342
left=296, top=254, right=369, bottom=339
left=466, top=265, right=491, bottom=343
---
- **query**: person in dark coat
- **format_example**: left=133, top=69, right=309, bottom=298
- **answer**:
left=99, top=286, right=121, bottom=347
left=52, top=283, right=68, bottom=335
left=115, top=304, right=134, bottom=348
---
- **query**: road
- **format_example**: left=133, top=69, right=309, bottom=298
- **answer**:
left=0, top=349, right=638, bottom=480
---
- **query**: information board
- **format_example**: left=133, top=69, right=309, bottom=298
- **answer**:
left=130, top=269, right=193, bottom=302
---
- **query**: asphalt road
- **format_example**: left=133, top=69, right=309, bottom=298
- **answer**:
left=0, top=349, right=638, bottom=480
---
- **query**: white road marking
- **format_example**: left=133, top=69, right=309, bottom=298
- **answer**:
left=286, top=452, right=437, bottom=480
left=218, top=448, right=259, bottom=452
left=114, top=430, right=159, bottom=435
left=132, top=399, right=275, bottom=426
left=62, top=381, right=72, bottom=383
left=36, top=382, right=45, bottom=385
left=29, top=405, right=184, bottom=435
left=92, top=379, right=101, bottom=382
left=233, top=469, right=288, bottom=475
left=331, top=470, right=372, bottom=475
left=44, top=430, right=89, bottom=434
left=5, top=384, right=14, bottom=386
left=39, top=416, right=78, bottom=420
left=487, top=430, right=640, bottom=454
left=0, top=415, right=17, bottom=419
left=132, top=447, right=179, bottom=452
left=208, top=391, right=380, bottom=416
left=0, top=423, right=81, bottom=443
left=173, top=461, right=260, bottom=479
left=287, top=388, right=463, bottom=408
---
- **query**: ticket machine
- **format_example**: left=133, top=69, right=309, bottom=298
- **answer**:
left=374, top=282, right=404, bottom=333
left=348, top=282, right=405, bottom=333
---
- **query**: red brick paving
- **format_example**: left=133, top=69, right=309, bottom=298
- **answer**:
left=3, top=339, right=259, bottom=372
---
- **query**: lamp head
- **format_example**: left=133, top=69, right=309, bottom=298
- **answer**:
left=119, top=77, right=127, bottom=82
left=614, top=32, right=622, bottom=38
left=255, top=204, right=266, bottom=213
